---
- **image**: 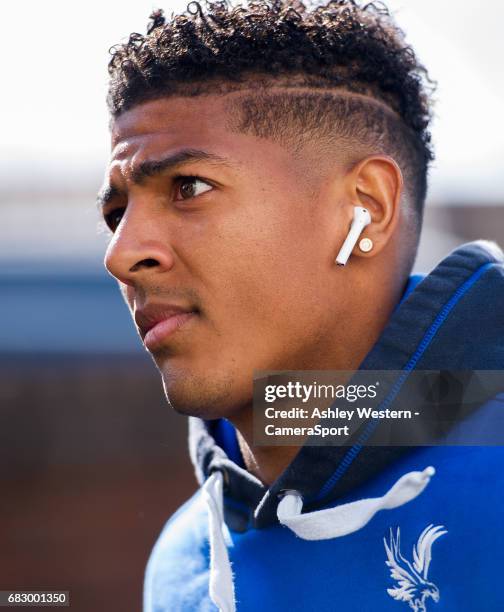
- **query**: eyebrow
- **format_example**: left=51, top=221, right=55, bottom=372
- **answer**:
left=96, top=185, right=121, bottom=210
left=96, top=148, right=234, bottom=209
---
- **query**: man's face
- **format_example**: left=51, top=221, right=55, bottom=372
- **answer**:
left=102, top=95, right=348, bottom=419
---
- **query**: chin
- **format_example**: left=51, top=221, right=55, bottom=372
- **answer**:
left=158, top=363, right=242, bottom=420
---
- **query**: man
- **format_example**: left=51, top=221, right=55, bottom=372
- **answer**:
left=99, top=1, right=504, bottom=610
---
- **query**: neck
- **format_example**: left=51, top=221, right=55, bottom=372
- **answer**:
left=227, top=276, right=405, bottom=486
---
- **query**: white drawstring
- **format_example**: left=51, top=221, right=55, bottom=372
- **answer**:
left=203, top=466, right=436, bottom=610
left=277, top=466, right=436, bottom=540
left=202, top=471, right=236, bottom=612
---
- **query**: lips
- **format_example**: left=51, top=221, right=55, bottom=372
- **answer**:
left=134, top=303, right=197, bottom=350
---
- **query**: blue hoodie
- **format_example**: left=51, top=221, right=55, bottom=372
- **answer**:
left=144, top=240, right=504, bottom=612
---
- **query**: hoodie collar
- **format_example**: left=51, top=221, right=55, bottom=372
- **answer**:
left=189, top=240, right=504, bottom=529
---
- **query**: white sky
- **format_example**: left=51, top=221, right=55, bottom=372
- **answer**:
left=1, top=0, right=503, bottom=202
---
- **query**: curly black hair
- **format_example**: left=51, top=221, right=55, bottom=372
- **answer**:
left=107, top=0, right=435, bottom=231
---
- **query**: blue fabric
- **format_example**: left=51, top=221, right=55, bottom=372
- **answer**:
left=213, top=419, right=244, bottom=469
left=396, top=273, right=425, bottom=309
left=146, top=441, right=504, bottom=611
left=144, top=241, right=504, bottom=611
left=314, top=261, right=497, bottom=500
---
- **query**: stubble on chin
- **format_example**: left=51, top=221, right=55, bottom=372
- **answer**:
left=158, top=363, right=240, bottom=420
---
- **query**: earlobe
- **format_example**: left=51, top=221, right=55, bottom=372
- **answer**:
left=358, top=237, right=373, bottom=253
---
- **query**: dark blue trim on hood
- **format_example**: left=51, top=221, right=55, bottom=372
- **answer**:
left=396, top=273, right=425, bottom=310
left=313, top=261, right=496, bottom=503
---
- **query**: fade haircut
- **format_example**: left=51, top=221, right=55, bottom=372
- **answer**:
left=107, top=0, right=435, bottom=238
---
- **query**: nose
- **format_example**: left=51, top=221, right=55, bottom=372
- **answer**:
left=103, top=203, right=175, bottom=287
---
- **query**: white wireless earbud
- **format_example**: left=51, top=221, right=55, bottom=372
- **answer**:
left=335, top=206, right=372, bottom=266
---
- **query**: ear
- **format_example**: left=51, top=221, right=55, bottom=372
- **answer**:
left=344, top=155, right=403, bottom=258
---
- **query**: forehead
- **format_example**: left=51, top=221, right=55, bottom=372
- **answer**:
left=111, top=95, right=234, bottom=158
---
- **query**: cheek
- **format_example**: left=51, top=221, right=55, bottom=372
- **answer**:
left=202, top=200, right=332, bottom=345
left=121, top=283, right=135, bottom=311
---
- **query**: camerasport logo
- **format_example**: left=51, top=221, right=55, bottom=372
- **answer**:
left=384, top=524, right=447, bottom=612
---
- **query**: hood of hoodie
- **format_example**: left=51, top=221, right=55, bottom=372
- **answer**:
left=188, top=240, right=504, bottom=530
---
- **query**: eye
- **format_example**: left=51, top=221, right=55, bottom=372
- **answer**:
left=175, top=176, right=213, bottom=201
left=103, top=207, right=125, bottom=232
